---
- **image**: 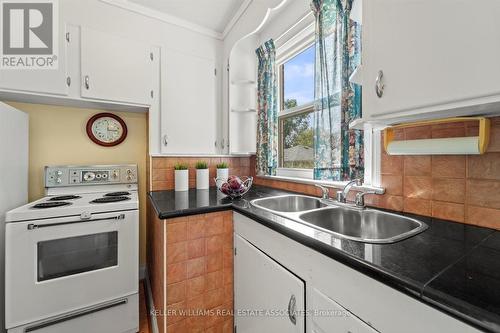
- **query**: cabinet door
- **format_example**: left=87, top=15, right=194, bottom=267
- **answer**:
left=311, top=288, right=378, bottom=333
left=80, top=28, right=152, bottom=105
left=160, top=49, right=217, bottom=154
left=234, top=235, right=305, bottom=333
left=363, top=0, right=500, bottom=120
left=0, top=24, right=70, bottom=96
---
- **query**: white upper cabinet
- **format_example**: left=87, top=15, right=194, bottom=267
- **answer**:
left=0, top=24, right=71, bottom=96
left=362, top=0, right=500, bottom=123
left=80, top=28, right=153, bottom=106
left=160, top=48, right=217, bottom=154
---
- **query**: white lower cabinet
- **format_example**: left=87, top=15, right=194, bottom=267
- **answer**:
left=234, top=234, right=305, bottom=333
left=233, top=212, right=481, bottom=333
left=310, top=288, right=377, bottom=333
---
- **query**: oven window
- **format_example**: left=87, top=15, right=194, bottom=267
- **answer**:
left=37, top=231, right=118, bottom=282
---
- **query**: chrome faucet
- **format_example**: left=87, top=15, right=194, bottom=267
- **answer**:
left=315, top=184, right=330, bottom=200
left=355, top=190, right=377, bottom=208
left=336, top=179, right=362, bottom=203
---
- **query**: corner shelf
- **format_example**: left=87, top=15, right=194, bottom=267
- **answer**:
left=231, top=80, right=256, bottom=85
left=231, top=108, right=257, bottom=113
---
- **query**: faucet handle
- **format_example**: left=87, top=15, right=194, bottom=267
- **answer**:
left=315, top=184, right=330, bottom=199
left=355, top=190, right=377, bottom=208
left=354, top=178, right=363, bottom=186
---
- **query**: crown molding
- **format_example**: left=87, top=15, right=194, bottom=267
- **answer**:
left=221, top=0, right=253, bottom=39
left=99, top=0, right=223, bottom=40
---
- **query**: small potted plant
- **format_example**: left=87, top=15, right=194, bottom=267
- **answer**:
left=195, top=161, right=209, bottom=190
left=174, top=163, right=189, bottom=191
left=216, top=162, right=229, bottom=181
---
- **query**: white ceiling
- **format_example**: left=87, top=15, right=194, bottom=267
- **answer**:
left=127, top=0, right=247, bottom=33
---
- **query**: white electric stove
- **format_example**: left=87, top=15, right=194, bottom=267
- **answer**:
left=5, top=165, right=139, bottom=333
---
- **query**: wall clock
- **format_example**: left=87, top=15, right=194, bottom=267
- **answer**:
left=86, top=113, right=128, bottom=147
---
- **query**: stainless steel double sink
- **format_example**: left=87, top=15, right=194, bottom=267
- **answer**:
left=251, top=195, right=427, bottom=244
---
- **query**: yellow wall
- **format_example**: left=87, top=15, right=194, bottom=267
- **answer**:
left=5, top=101, right=148, bottom=265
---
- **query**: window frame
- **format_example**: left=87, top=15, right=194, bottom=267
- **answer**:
left=273, top=23, right=379, bottom=187
left=277, top=41, right=316, bottom=178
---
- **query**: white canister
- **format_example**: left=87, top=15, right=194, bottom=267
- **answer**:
left=216, top=168, right=229, bottom=181
left=174, top=169, right=189, bottom=191
left=196, top=169, right=209, bottom=189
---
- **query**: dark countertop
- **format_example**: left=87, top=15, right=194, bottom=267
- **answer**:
left=149, top=185, right=500, bottom=332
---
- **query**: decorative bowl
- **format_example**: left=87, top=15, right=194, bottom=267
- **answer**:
left=214, top=176, right=253, bottom=199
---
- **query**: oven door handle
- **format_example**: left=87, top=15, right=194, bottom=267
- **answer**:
left=27, top=214, right=125, bottom=230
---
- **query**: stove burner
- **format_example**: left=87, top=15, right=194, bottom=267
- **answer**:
left=91, top=196, right=131, bottom=203
left=32, top=201, right=72, bottom=209
left=49, top=195, right=82, bottom=201
left=104, top=191, right=131, bottom=197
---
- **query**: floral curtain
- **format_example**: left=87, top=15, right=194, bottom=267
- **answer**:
left=311, top=0, right=363, bottom=181
left=255, top=39, right=278, bottom=176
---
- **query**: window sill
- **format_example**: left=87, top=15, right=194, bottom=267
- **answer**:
left=257, top=174, right=385, bottom=195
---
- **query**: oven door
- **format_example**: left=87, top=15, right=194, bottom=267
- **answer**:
left=5, top=210, right=138, bottom=329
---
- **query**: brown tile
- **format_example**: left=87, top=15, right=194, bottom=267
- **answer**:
left=152, top=168, right=168, bottom=181
left=166, top=301, right=186, bottom=325
left=186, top=276, right=205, bottom=299
left=467, top=180, right=500, bottom=209
left=468, top=153, right=500, bottom=180
left=206, top=270, right=224, bottom=291
left=223, top=267, right=233, bottom=286
left=404, top=198, right=431, bottom=216
left=405, top=126, right=431, bottom=140
left=186, top=257, right=205, bottom=279
left=166, top=320, right=187, bottom=333
left=187, top=238, right=205, bottom=259
left=222, top=319, right=233, bottom=333
left=222, top=247, right=233, bottom=269
left=431, top=201, right=464, bottom=223
left=432, top=156, right=466, bottom=178
left=467, top=206, right=500, bottom=230
left=223, top=232, right=233, bottom=249
left=167, top=241, right=187, bottom=265
left=381, top=153, right=403, bottom=175
left=167, top=262, right=187, bottom=284
left=404, top=156, right=431, bottom=176
left=432, top=126, right=465, bottom=139
left=432, top=178, right=465, bottom=204
left=206, top=215, right=225, bottom=236
left=404, top=176, right=432, bottom=199
left=206, top=252, right=223, bottom=273
left=224, top=284, right=233, bottom=304
left=206, top=235, right=224, bottom=254
left=167, top=219, right=187, bottom=244
left=187, top=216, right=205, bottom=240
left=223, top=213, right=233, bottom=234
left=380, top=175, right=403, bottom=196
left=367, top=195, right=404, bottom=211
left=204, top=288, right=225, bottom=310
left=167, top=281, right=186, bottom=305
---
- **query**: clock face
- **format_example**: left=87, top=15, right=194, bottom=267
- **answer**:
left=86, top=113, right=127, bottom=146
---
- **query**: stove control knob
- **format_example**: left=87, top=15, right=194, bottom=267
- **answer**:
left=112, top=171, right=119, bottom=179
left=56, top=170, right=63, bottom=176
left=83, top=172, right=95, bottom=181
left=56, top=178, right=62, bottom=184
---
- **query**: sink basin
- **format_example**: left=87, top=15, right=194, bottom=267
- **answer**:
left=251, top=195, right=327, bottom=213
left=299, top=208, right=427, bottom=243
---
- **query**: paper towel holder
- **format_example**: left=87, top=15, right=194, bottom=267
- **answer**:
left=383, top=117, right=491, bottom=155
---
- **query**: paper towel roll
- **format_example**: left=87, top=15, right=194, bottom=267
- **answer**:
left=386, top=137, right=480, bottom=155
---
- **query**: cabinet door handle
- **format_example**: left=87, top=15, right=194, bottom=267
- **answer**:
left=287, top=294, right=297, bottom=325
left=221, top=138, right=225, bottom=149
left=84, top=75, right=90, bottom=90
left=375, top=70, right=384, bottom=98
left=163, top=135, right=168, bottom=146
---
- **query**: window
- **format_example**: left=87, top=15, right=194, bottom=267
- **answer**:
left=278, top=44, right=315, bottom=172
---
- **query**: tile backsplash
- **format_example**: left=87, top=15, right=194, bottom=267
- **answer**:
left=150, top=156, right=252, bottom=191
left=149, top=117, right=500, bottom=230
left=252, top=117, right=500, bottom=230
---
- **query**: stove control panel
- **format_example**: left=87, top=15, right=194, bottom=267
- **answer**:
left=45, top=165, right=138, bottom=187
